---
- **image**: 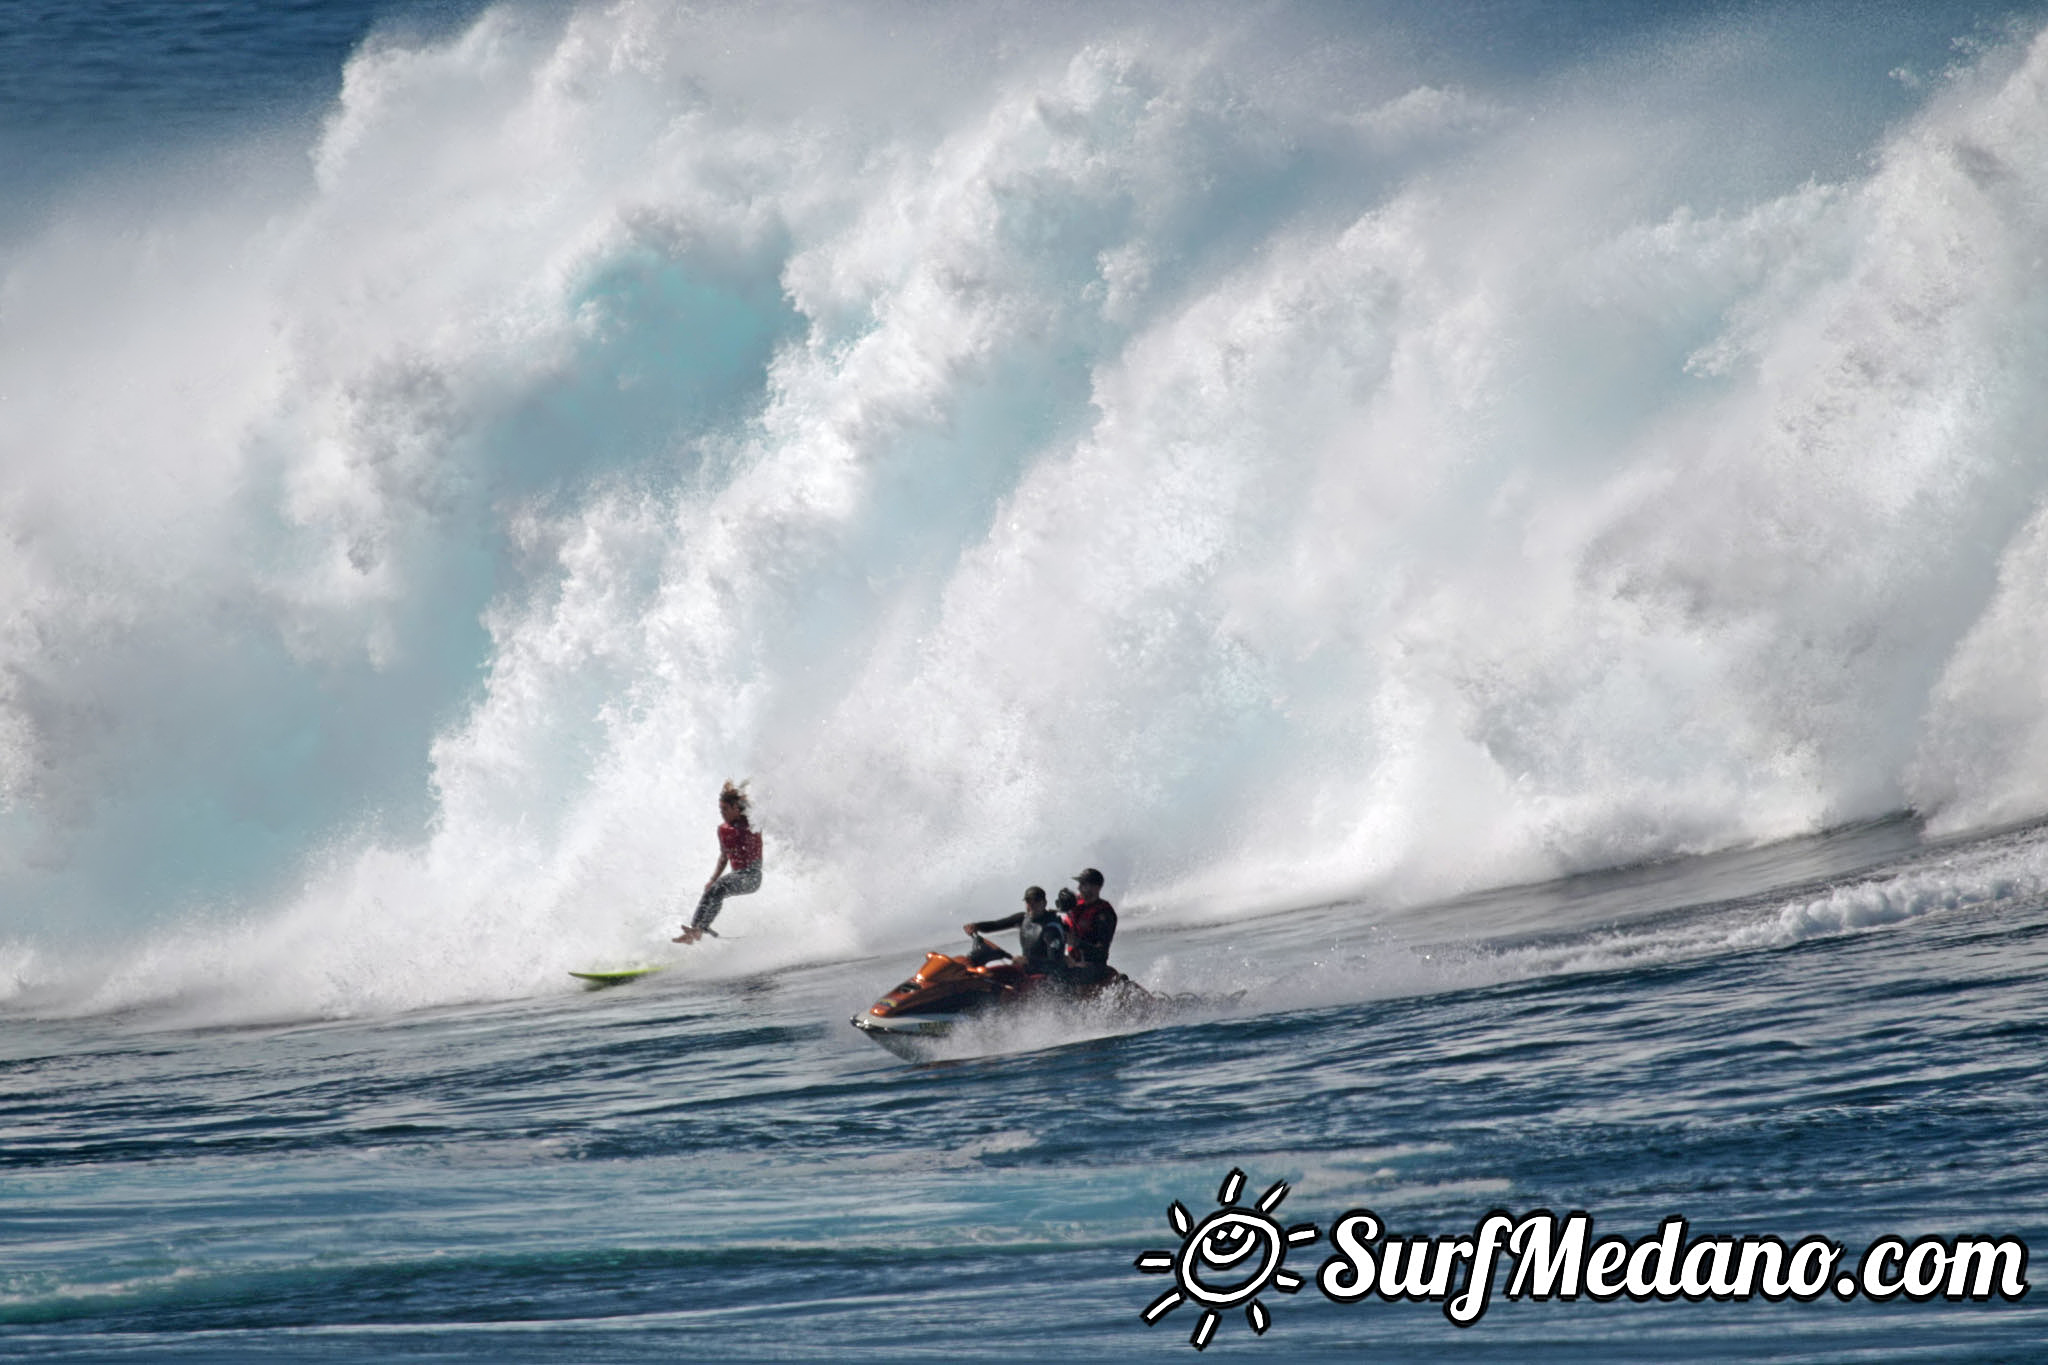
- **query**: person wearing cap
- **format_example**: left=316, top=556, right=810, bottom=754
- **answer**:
left=963, top=886, right=1067, bottom=975
left=1062, top=868, right=1118, bottom=985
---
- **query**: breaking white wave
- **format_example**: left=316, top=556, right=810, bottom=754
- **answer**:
left=5, top=1, right=2048, bottom=1017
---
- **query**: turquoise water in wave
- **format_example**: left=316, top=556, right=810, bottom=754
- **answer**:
left=6, top=2, right=2048, bottom=1359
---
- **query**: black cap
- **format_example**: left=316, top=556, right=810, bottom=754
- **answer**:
left=1071, top=867, right=1104, bottom=886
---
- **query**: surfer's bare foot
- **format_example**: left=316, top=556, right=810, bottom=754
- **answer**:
left=673, top=927, right=701, bottom=944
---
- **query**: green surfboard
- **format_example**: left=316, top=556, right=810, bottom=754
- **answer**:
left=569, top=965, right=666, bottom=987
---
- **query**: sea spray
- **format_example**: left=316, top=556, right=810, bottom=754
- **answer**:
left=3, top=2, right=2048, bottom=1018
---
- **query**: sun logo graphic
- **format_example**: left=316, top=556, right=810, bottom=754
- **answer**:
left=1134, top=1168, right=1321, bottom=1350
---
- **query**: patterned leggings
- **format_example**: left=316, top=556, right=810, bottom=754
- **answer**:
left=690, top=864, right=762, bottom=932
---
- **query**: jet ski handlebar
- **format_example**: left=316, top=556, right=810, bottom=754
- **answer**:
left=963, top=928, right=1012, bottom=961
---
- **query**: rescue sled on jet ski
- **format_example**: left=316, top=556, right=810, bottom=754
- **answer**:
left=849, top=932, right=1158, bottom=1061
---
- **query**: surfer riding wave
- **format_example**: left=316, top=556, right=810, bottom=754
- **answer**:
left=675, top=781, right=761, bottom=943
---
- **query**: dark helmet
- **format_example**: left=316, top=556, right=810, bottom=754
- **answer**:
left=1054, top=887, right=1078, bottom=913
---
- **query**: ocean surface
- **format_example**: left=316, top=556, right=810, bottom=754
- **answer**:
left=4, top=2, right=2048, bottom=1360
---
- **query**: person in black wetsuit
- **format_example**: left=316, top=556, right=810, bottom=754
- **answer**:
left=963, top=886, right=1067, bottom=975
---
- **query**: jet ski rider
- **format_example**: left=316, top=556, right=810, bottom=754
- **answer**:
left=1061, top=867, right=1118, bottom=986
left=963, top=886, right=1067, bottom=974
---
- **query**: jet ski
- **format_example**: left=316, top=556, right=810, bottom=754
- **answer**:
left=850, top=932, right=1155, bottom=1061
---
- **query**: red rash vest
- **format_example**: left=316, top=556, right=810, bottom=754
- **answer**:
left=719, top=821, right=763, bottom=870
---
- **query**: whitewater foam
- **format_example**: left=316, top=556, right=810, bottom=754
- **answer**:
left=5, top=2, right=2048, bottom=1018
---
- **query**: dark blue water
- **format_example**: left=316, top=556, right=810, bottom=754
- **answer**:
left=6, top=3, right=2048, bottom=1360
left=0, top=1, right=481, bottom=214
left=6, top=819, right=2047, bottom=1360
left=0, top=0, right=1982, bottom=228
